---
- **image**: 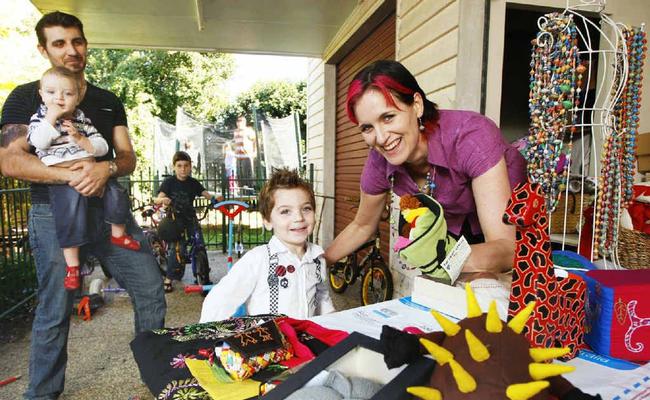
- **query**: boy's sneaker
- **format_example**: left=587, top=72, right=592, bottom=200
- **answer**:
left=111, top=234, right=141, bottom=251
left=64, top=266, right=80, bottom=291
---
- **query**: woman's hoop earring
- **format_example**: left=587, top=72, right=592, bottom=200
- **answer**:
left=418, top=117, right=425, bottom=132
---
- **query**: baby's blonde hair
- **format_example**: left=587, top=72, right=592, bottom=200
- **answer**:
left=40, top=66, right=80, bottom=94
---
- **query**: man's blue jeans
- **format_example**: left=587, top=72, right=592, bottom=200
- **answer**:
left=24, top=204, right=166, bottom=400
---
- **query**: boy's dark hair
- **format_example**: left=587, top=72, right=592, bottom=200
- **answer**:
left=36, top=11, right=86, bottom=48
left=40, top=66, right=80, bottom=93
left=172, top=151, right=192, bottom=165
left=259, top=168, right=315, bottom=221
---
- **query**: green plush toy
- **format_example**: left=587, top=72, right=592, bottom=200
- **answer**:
left=394, top=193, right=458, bottom=284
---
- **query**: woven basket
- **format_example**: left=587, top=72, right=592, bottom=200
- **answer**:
left=617, top=227, right=650, bottom=269
left=550, top=193, right=593, bottom=234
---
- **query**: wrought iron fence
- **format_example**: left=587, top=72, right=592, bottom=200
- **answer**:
left=0, top=166, right=318, bottom=319
left=0, top=178, right=35, bottom=319
left=126, top=169, right=273, bottom=253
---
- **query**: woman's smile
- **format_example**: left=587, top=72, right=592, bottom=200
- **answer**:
left=382, top=136, right=402, bottom=153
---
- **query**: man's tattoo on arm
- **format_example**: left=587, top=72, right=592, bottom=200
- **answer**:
left=1, top=124, right=27, bottom=148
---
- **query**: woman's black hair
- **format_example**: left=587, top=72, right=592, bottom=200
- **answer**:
left=347, top=60, right=439, bottom=125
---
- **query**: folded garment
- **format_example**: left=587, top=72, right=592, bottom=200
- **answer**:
left=285, top=370, right=382, bottom=400
left=130, top=314, right=278, bottom=398
left=219, top=320, right=294, bottom=381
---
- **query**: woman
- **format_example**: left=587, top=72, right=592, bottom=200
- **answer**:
left=324, top=60, right=526, bottom=279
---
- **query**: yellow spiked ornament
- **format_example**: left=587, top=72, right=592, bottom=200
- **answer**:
left=420, top=338, right=454, bottom=365
left=406, top=386, right=442, bottom=400
left=506, top=381, right=550, bottom=400
left=486, top=300, right=503, bottom=333
left=465, top=329, right=490, bottom=362
left=465, top=283, right=482, bottom=318
left=449, top=359, right=477, bottom=393
left=431, top=310, right=461, bottom=336
left=529, top=347, right=570, bottom=362
left=529, top=363, right=576, bottom=380
left=508, top=301, right=536, bottom=334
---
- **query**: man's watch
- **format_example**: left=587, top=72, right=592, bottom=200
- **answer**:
left=108, top=161, right=118, bottom=177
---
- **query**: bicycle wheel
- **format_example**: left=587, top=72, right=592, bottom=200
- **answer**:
left=194, top=249, right=211, bottom=286
left=149, top=235, right=167, bottom=276
left=360, top=259, right=393, bottom=306
left=328, top=261, right=348, bottom=293
left=343, top=260, right=358, bottom=285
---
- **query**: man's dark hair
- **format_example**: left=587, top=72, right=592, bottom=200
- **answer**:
left=172, top=151, right=192, bottom=165
left=35, top=11, right=86, bottom=47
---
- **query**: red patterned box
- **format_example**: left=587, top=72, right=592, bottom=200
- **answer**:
left=584, top=269, right=650, bottom=362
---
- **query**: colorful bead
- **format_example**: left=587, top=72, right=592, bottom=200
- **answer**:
left=594, top=26, right=646, bottom=258
left=526, top=13, right=579, bottom=212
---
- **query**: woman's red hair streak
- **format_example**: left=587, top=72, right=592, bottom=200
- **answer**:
left=346, top=74, right=416, bottom=124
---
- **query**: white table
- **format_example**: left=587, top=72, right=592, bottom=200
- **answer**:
left=312, top=297, right=650, bottom=399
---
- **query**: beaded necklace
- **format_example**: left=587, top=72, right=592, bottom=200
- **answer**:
left=418, top=166, right=437, bottom=196
left=594, top=26, right=647, bottom=258
left=526, top=12, right=580, bottom=212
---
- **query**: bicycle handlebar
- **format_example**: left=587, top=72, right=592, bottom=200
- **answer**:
left=212, top=200, right=250, bottom=220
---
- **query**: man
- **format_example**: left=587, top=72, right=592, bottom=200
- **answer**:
left=0, top=11, right=166, bottom=400
left=233, top=115, right=257, bottom=187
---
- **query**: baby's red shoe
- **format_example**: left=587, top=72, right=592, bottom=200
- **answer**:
left=111, top=234, right=141, bottom=251
left=64, top=265, right=80, bottom=291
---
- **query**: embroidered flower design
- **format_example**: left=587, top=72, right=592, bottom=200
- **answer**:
left=170, top=353, right=196, bottom=369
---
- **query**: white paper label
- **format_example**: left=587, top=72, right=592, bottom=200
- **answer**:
left=441, top=236, right=471, bottom=285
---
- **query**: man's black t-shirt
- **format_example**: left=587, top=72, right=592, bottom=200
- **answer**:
left=158, top=176, right=206, bottom=224
left=0, top=81, right=128, bottom=204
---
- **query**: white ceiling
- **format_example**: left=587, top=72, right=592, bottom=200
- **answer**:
left=31, top=0, right=358, bottom=56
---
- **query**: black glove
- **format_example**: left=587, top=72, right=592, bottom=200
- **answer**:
left=380, top=325, right=422, bottom=369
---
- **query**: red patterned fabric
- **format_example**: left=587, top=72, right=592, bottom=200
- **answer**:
left=504, top=182, right=587, bottom=358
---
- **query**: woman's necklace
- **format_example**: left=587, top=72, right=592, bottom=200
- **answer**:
left=419, top=166, right=437, bottom=196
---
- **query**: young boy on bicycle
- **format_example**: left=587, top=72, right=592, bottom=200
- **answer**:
left=155, top=151, right=219, bottom=292
left=199, top=168, right=335, bottom=322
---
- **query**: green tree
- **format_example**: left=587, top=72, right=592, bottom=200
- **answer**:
left=86, top=49, right=234, bottom=123
left=85, top=49, right=234, bottom=176
left=221, top=80, right=306, bottom=128
left=0, top=0, right=49, bottom=106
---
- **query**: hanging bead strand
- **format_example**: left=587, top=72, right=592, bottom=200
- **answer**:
left=594, top=26, right=647, bottom=258
left=527, top=12, right=580, bottom=212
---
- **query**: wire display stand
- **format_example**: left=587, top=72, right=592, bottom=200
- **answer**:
left=527, top=0, right=646, bottom=269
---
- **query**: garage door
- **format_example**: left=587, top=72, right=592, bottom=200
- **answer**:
left=334, top=14, right=395, bottom=261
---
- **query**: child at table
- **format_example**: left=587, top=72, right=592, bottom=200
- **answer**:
left=200, top=168, right=335, bottom=322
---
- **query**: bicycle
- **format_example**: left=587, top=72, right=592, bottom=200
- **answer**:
left=137, top=204, right=169, bottom=276
left=184, top=200, right=250, bottom=299
left=328, top=229, right=393, bottom=306
left=158, top=202, right=213, bottom=288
